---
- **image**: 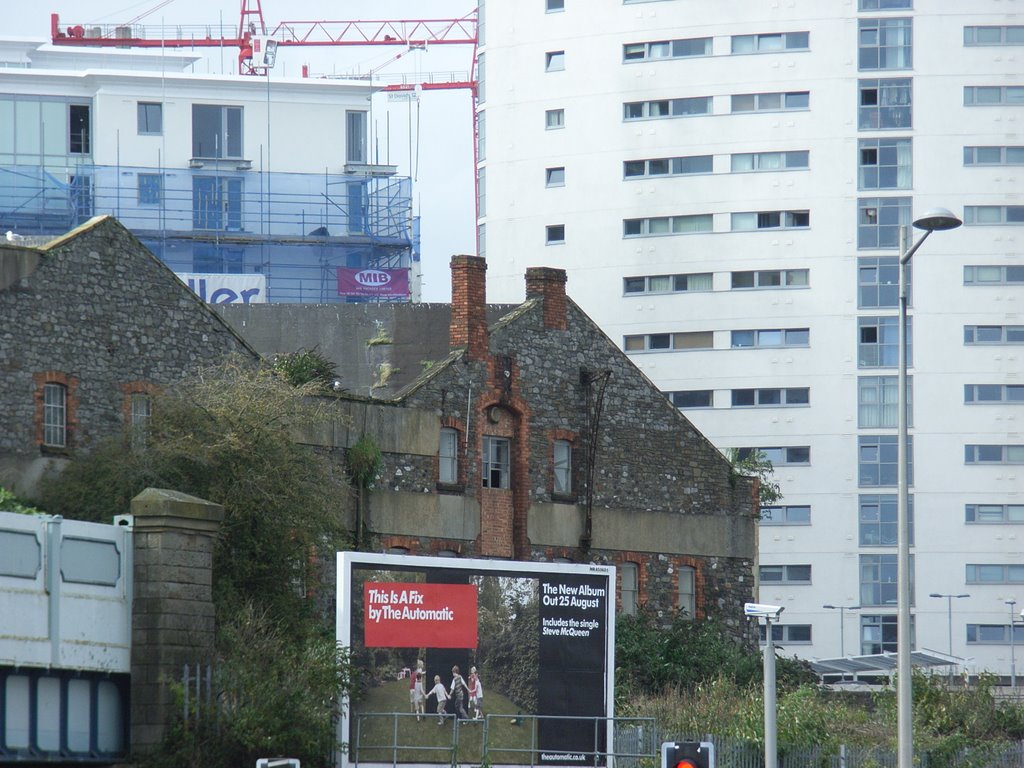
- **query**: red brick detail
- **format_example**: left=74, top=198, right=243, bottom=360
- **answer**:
left=32, top=371, right=79, bottom=449
left=671, top=555, right=705, bottom=621
left=614, top=551, right=650, bottom=613
left=450, top=255, right=489, bottom=361
left=480, top=489, right=515, bottom=558
left=120, top=380, right=160, bottom=425
left=380, top=536, right=421, bottom=554
left=525, top=267, right=568, bottom=331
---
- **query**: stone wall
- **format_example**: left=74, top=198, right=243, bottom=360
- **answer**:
left=0, top=216, right=255, bottom=495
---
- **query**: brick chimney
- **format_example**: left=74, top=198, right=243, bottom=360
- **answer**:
left=450, top=254, right=489, bottom=361
left=525, top=267, right=568, bottom=331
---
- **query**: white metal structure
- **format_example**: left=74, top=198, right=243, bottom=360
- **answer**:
left=477, top=1, right=1024, bottom=679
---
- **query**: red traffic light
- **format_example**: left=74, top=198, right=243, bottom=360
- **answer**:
left=662, top=741, right=714, bottom=768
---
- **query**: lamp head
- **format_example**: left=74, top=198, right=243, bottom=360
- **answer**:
left=913, top=207, right=962, bottom=232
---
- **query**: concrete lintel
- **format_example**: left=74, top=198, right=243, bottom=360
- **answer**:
left=130, top=488, right=224, bottom=534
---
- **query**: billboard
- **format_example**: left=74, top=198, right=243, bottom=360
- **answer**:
left=337, top=553, right=615, bottom=768
left=176, top=272, right=267, bottom=304
left=337, top=267, right=410, bottom=298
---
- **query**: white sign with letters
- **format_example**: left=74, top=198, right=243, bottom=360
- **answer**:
left=176, top=273, right=267, bottom=304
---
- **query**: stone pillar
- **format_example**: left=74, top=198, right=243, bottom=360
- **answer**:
left=129, top=488, right=224, bottom=755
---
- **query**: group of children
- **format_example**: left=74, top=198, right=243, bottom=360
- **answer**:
left=408, top=660, right=484, bottom=724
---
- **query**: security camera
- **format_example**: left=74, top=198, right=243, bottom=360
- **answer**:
left=744, top=602, right=785, bottom=619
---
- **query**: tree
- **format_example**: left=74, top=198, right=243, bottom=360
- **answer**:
left=726, top=448, right=782, bottom=508
left=37, top=356, right=356, bottom=766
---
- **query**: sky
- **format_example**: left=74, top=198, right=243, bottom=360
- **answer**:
left=9, top=1, right=478, bottom=301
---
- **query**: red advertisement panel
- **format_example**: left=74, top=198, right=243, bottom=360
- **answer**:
left=363, top=582, right=478, bottom=648
left=337, top=268, right=410, bottom=298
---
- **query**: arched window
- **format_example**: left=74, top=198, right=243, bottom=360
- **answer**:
left=620, top=562, right=639, bottom=616
left=43, top=383, right=67, bottom=448
left=439, top=427, right=459, bottom=484
left=678, top=566, right=696, bottom=619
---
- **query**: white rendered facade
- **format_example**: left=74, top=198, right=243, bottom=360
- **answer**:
left=478, top=2, right=1023, bottom=678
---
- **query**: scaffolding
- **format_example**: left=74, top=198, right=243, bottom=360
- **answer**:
left=0, top=162, right=415, bottom=303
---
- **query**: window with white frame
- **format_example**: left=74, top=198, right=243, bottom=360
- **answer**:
left=545, top=51, right=565, bottom=71
left=129, top=391, right=151, bottom=448
left=860, top=554, right=908, bottom=606
left=966, top=504, right=1024, bottom=524
left=731, top=151, right=808, bottom=172
left=732, top=32, right=809, bottom=54
left=670, top=390, right=713, bottom=408
left=858, top=197, right=911, bottom=249
left=963, top=265, right=1024, bottom=283
left=731, top=388, right=809, bottom=407
left=858, top=78, right=912, bottom=130
left=623, top=214, right=712, bottom=237
left=964, top=26, right=1024, bottom=46
left=482, top=436, right=511, bottom=488
left=859, top=18, right=912, bottom=70
left=736, top=446, right=810, bottom=466
left=620, top=562, right=638, bottom=616
left=623, top=97, right=711, bottom=120
left=731, top=91, right=809, bottom=112
left=731, top=269, right=808, bottom=289
left=192, top=104, right=243, bottom=159
left=964, top=325, right=1024, bottom=344
left=964, top=146, right=1024, bottom=165
left=546, top=224, right=565, bottom=244
left=546, top=0, right=564, bottom=11
left=137, top=102, right=162, bottom=135
left=859, top=138, right=912, bottom=189
left=964, top=207, right=1024, bottom=226
left=43, top=382, right=67, bottom=448
left=545, top=167, right=565, bottom=187
left=858, top=256, right=902, bottom=308
left=964, top=86, right=1024, bottom=106
left=966, top=564, right=1024, bottom=584
left=759, top=564, right=811, bottom=584
left=859, top=493, right=913, bottom=546
left=759, top=624, right=812, bottom=644
left=965, top=384, right=1024, bottom=404
left=138, top=173, right=163, bottom=205
left=861, top=614, right=901, bottom=654
left=731, top=328, right=809, bottom=348
left=678, top=566, right=695, bottom=618
left=760, top=505, right=811, bottom=525
left=623, top=37, right=711, bottom=62
left=965, top=445, right=1024, bottom=464
left=545, top=108, right=565, bottom=129
left=967, top=625, right=1024, bottom=644
left=859, top=0, right=911, bottom=8
left=858, top=375, right=911, bottom=428
left=623, top=273, right=712, bottom=295
left=439, top=427, right=459, bottom=484
left=553, top=439, right=572, bottom=496
left=624, top=331, right=713, bottom=352
left=859, top=435, right=912, bottom=486
left=859, top=316, right=908, bottom=368
left=624, top=155, right=712, bottom=178
left=731, top=210, right=809, bottom=231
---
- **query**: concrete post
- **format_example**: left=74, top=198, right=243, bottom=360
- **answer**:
left=129, top=488, right=224, bottom=755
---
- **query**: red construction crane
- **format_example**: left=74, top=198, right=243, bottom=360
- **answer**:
left=50, top=1, right=478, bottom=78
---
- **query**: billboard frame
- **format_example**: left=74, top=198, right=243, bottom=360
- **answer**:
left=336, top=552, right=616, bottom=768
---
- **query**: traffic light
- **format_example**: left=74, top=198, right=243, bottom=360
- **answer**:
left=661, top=741, right=714, bottom=768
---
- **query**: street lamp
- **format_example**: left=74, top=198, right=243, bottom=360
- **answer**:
left=823, top=604, right=861, bottom=658
left=897, top=207, right=962, bottom=768
left=746, top=603, right=784, bottom=768
left=1007, top=599, right=1018, bottom=691
left=928, top=592, right=970, bottom=657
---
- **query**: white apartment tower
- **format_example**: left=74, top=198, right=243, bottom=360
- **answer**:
left=478, top=1, right=1023, bottom=678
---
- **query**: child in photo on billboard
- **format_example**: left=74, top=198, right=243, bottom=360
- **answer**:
left=410, top=659, right=426, bottom=721
left=428, top=674, right=449, bottom=725
left=468, top=666, right=483, bottom=720
left=449, top=665, right=471, bottom=720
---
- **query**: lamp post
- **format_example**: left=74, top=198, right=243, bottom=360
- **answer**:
left=823, top=604, right=861, bottom=658
left=746, top=603, right=783, bottom=768
left=897, top=208, right=962, bottom=768
left=928, top=592, right=970, bottom=657
left=1007, top=599, right=1018, bottom=692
